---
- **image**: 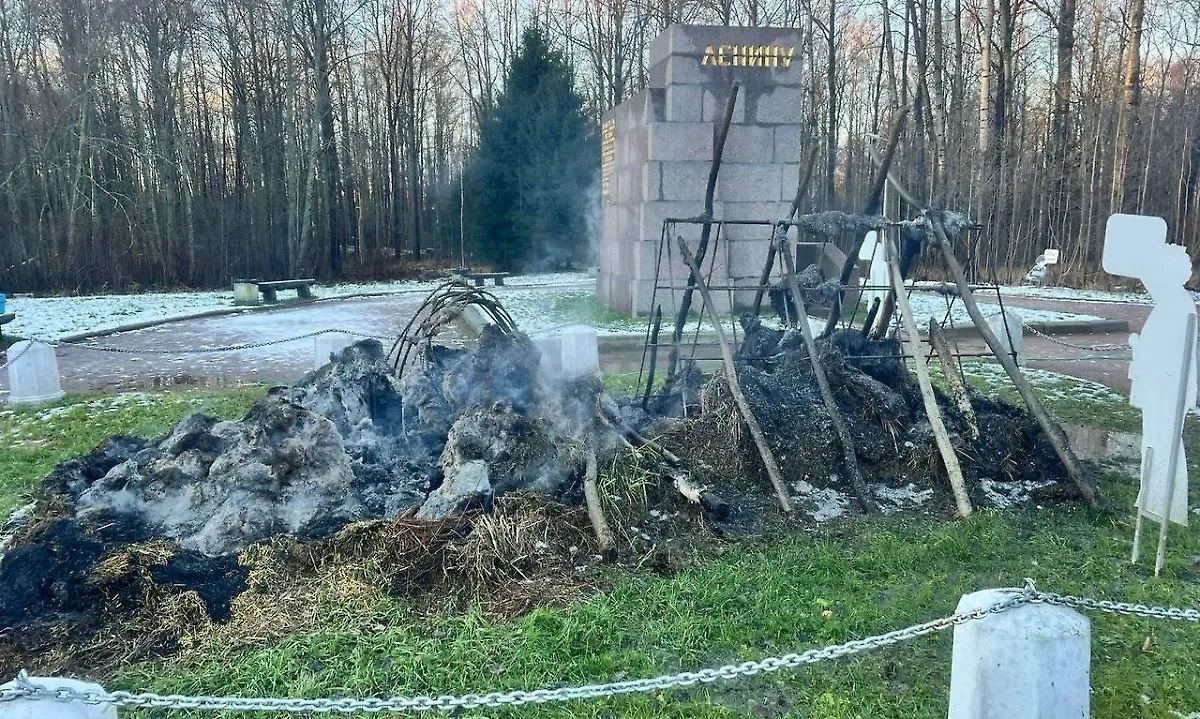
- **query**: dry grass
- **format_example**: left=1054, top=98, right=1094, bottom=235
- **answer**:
left=4, top=496, right=600, bottom=678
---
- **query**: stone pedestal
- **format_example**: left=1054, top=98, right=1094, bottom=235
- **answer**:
left=6, top=341, right=64, bottom=406
left=948, top=589, right=1090, bottom=719
left=598, top=24, right=805, bottom=316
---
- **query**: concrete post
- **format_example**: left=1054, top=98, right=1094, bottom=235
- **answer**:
left=6, top=341, right=64, bottom=406
left=986, top=309, right=1025, bottom=365
left=233, top=281, right=261, bottom=305
left=313, top=332, right=353, bottom=370
left=559, top=325, right=600, bottom=379
left=0, top=677, right=116, bottom=718
left=948, top=589, right=1090, bottom=719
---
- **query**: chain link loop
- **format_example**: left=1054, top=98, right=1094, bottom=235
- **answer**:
left=1020, top=321, right=1129, bottom=353
left=0, top=329, right=395, bottom=368
left=0, top=590, right=1195, bottom=713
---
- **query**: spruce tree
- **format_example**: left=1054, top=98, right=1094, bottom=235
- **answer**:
left=466, top=27, right=598, bottom=271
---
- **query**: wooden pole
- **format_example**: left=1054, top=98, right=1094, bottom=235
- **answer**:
left=886, top=235, right=973, bottom=517
left=821, top=105, right=910, bottom=339
left=929, top=212, right=1102, bottom=510
left=583, top=449, right=616, bottom=561
left=676, top=236, right=794, bottom=513
left=752, top=147, right=820, bottom=317
left=773, top=226, right=879, bottom=514
left=928, top=316, right=978, bottom=440
left=641, top=306, right=663, bottom=409
left=1131, top=445, right=1152, bottom=563
left=666, top=82, right=740, bottom=377
left=1153, top=312, right=1195, bottom=576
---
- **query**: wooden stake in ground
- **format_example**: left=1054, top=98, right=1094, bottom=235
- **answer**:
left=928, top=212, right=1103, bottom=510
left=675, top=236, right=794, bottom=513
left=666, top=82, right=740, bottom=378
left=641, top=306, right=663, bottom=409
left=583, top=449, right=616, bottom=560
left=773, top=226, right=879, bottom=514
left=885, top=236, right=973, bottom=517
left=928, top=317, right=978, bottom=440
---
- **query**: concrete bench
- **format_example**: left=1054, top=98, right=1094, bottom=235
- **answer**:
left=256, top=279, right=316, bottom=303
left=460, top=272, right=510, bottom=287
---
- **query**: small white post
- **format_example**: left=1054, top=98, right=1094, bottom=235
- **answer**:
left=6, top=341, right=64, bottom=406
left=0, top=676, right=116, bottom=718
left=948, top=589, right=1090, bottom=719
left=233, top=281, right=261, bottom=305
left=986, top=309, right=1024, bottom=365
left=313, top=332, right=353, bottom=370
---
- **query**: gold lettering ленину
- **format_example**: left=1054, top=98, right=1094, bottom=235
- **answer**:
left=781, top=46, right=796, bottom=68
left=697, top=44, right=796, bottom=69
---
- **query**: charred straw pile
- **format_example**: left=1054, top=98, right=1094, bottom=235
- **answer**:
left=643, top=320, right=1071, bottom=512
left=0, top=285, right=1077, bottom=674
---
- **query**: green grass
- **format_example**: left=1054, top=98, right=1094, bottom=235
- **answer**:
left=116, top=480, right=1200, bottom=718
left=5, top=374, right=1200, bottom=718
left=0, top=385, right=267, bottom=517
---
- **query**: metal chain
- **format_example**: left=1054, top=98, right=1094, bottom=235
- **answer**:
left=1, top=329, right=395, bottom=367
left=1020, top=321, right=1129, bottom=353
left=0, top=587, right=1194, bottom=713
left=0, top=593, right=1031, bottom=713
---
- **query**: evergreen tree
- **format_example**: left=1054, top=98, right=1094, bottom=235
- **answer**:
left=466, top=27, right=598, bottom=271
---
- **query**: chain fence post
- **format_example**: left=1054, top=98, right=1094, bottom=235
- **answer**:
left=949, top=588, right=1090, bottom=719
left=0, top=674, right=116, bottom=718
left=6, top=341, right=64, bottom=406
left=313, top=332, right=353, bottom=369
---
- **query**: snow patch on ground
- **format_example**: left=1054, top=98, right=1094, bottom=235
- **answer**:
left=961, top=362, right=1126, bottom=404
left=5, top=272, right=592, bottom=341
left=906, top=293, right=1103, bottom=327
left=999, top=285, right=1154, bottom=304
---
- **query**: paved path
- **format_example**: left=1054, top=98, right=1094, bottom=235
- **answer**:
left=0, top=294, right=453, bottom=395
left=0, top=287, right=1160, bottom=397
left=951, top=294, right=1143, bottom=392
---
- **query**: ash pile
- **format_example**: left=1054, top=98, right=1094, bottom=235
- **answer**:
left=0, top=282, right=1081, bottom=671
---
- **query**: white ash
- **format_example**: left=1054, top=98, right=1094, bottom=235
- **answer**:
left=791, top=480, right=852, bottom=522
left=979, top=478, right=1056, bottom=509
left=871, top=483, right=935, bottom=514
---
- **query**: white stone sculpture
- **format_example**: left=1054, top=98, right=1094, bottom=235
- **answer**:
left=1103, top=213, right=1197, bottom=572
left=1024, top=255, right=1048, bottom=285
left=6, top=341, right=64, bottom=405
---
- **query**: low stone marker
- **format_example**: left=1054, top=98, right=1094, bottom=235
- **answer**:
left=559, top=325, right=600, bottom=379
left=986, top=308, right=1024, bottom=365
left=948, top=589, right=1090, bottom=719
left=534, top=325, right=600, bottom=381
left=6, top=341, right=64, bottom=405
left=0, top=676, right=116, bottom=718
left=233, top=281, right=260, bottom=305
left=313, top=332, right=353, bottom=370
